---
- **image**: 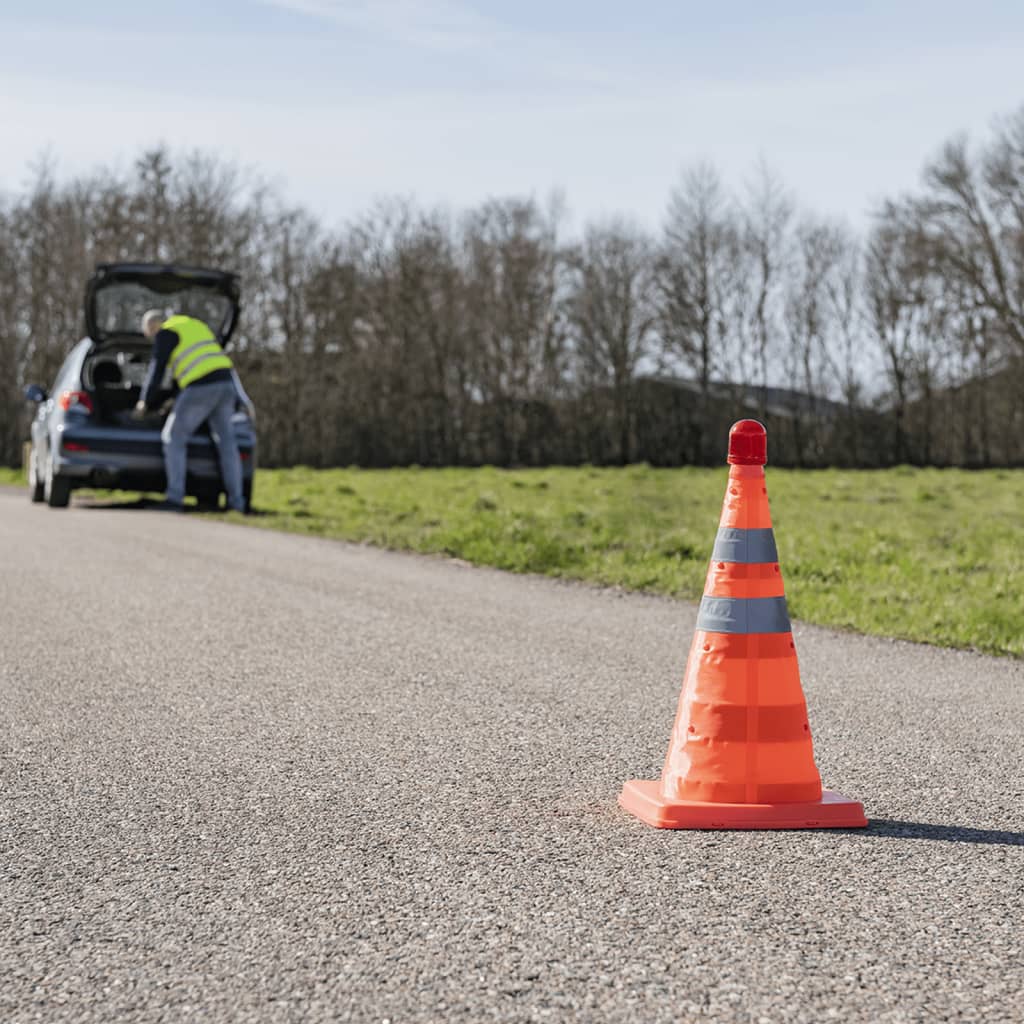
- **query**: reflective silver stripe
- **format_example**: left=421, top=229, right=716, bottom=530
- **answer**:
left=170, top=338, right=215, bottom=375
left=177, top=349, right=227, bottom=380
left=712, top=527, right=778, bottom=564
left=697, top=596, right=791, bottom=634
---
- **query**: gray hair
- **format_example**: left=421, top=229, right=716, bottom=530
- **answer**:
left=141, top=309, right=166, bottom=334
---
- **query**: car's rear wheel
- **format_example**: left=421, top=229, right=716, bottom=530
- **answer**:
left=243, top=478, right=253, bottom=514
left=43, top=449, right=71, bottom=508
left=28, top=444, right=45, bottom=503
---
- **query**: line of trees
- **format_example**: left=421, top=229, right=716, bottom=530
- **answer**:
left=2, top=104, right=1023, bottom=469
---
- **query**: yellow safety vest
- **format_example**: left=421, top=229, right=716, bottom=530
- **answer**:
left=163, top=315, right=233, bottom=388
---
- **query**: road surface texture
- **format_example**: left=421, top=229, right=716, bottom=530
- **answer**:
left=2, top=489, right=1022, bottom=1024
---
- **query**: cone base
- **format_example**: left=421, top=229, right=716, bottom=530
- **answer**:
left=619, top=779, right=867, bottom=830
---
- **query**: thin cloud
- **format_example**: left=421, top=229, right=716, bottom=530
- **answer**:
left=257, top=0, right=504, bottom=52
left=255, top=0, right=617, bottom=86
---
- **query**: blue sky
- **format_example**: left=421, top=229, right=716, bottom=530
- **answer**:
left=2, top=1, right=1023, bottom=231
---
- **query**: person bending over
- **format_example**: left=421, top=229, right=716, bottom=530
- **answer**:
left=134, top=309, right=245, bottom=513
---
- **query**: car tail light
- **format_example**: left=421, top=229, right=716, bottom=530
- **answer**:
left=240, top=451, right=251, bottom=461
left=62, top=441, right=89, bottom=452
left=58, top=390, right=94, bottom=414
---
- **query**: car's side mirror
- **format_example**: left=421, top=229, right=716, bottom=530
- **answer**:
left=24, top=384, right=48, bottom=403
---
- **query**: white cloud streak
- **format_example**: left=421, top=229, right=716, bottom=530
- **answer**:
left=257, top=0, right=506, bottom=52
left=255, top=0, right=618, bottom=87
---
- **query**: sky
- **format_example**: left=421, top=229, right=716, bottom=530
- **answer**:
left=1, top=1, right=1023, bottom=233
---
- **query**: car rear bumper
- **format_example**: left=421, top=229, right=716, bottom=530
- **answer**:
left=53, top=422, right=255, bottom=491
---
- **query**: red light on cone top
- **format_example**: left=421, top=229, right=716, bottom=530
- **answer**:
left=727, top=420, right=767, bottom=466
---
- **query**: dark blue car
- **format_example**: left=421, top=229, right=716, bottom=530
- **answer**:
left=24, top=263, right=256, bottom=509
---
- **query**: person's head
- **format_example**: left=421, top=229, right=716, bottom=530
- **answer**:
left=141, top=309, right=165, bottom=339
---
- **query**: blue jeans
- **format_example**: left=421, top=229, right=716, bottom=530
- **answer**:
left=161, top=380, right=244, bottom=511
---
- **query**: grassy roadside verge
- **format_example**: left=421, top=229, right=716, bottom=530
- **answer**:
left=4, top=463, right=1022, bottom=656
left=247, top=465, right=1022, bottom=657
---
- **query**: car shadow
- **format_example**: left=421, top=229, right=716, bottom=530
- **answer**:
left=74, top=496, right=266, bottom=516
left=74, top=496, right=154, bottom=510
left=843, top=818, right=1024, bottom=847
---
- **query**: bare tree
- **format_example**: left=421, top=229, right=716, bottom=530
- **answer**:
left=736, top=162, right=795, bottom=415
left=864, top=206, right=939, bottom=462
left=782, top=218, right=840, bottom=463
left=567, top=219, right=657, bottom=462
left=913, top=111, right=1024, bottom=355
left=343, top=200, right=471, bottom=465
left=460, top=197, right=568, bottom=464
left=0, top=201, right=24, bottom=462
left=656, top=162, right=739, bottom=460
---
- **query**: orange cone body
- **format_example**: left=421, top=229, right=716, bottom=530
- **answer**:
left=619, top=420, right=866, bottom=830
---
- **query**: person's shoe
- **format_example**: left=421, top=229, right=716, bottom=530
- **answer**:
left=151, top=500, right=186, bottom=513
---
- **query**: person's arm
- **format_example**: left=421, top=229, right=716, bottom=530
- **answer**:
left=138, top=329, right=178, bottom=411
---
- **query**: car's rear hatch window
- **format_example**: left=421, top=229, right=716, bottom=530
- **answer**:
left=85, top=263, right=240, bottom=347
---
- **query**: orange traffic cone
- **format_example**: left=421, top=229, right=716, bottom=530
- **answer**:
left=619, top=420, right=867, bottom=829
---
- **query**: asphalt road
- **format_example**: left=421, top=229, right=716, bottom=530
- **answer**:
left=2, top=488, right=1022, bottom=1023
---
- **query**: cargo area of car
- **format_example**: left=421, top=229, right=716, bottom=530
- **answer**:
left=81, top=340, right=175, bottom=430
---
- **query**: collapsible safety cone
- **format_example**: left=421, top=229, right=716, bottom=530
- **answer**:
left=619, top=420, right=867, bottom=829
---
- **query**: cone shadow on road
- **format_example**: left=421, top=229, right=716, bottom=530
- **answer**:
left=852, top=819, right=1024, bottom=847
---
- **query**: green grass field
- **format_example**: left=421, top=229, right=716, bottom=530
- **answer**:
left=4, top=463, right=1021, bottom=656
